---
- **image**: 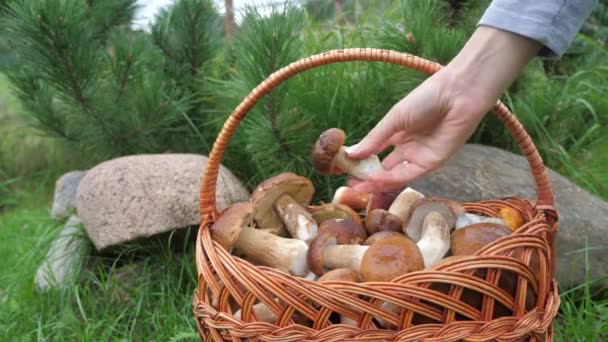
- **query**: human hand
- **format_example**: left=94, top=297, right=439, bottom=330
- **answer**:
left=345, top=26, right=541, bottom=193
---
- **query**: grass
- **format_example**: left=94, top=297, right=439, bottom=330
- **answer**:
left=0, top=176, right=200, bottom=341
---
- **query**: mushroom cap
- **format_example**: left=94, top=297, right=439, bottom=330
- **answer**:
left=404, top=198, right=463, bottom=241
left=210, top=202, right=256, bottom=250
left=318, top=268, right=363, bottom=283
left=361, top=235, right=424, bottom=282
left=365, top=191, right=397, bottom=214
left=251, top=173, right=315, bottom=229
left=312, top=128, right=346, bottom=175
left=363, top=231, right=403, bottom=246
left=364, top=209, right=403, bottom=235
left=308, top=203, right=362, bottom=226
left=318, top=218, right=367, bottom=244
left=332, top=186, right=371, bottom=210
left=450, top=223, right=512, bottom=256
left=499, top=207, right=525, bottom=231
left=307, top=230, right=338, bottom=276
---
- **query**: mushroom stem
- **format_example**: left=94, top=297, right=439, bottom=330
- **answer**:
left=388, top=188, right=424, bottom=220
left=416, top=212, right=450, bottom=269
left=234, top=301, right=278, bottom=323
left=333, top=147, right=384, bottom=180
left=455, top=213, right=505, bottom=230
left=322, top=245, right=369, bottom=272
left=235, top=227, right=309, bottom=276
left=274, top=194, right=318, bottom=243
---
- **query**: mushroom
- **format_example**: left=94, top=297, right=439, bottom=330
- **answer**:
left=318, top=268, right=364, bottom=326
left=363, top=231, right=404, bottom=245
left=307, top=231, right=369, bottom=276
left=387, top=187, right=425, bottom=221
left=234, top=298, right=309, bottom=324
left=210, top=202, right=309, bottom=276
left=312, top=128, right=384, bottom=180
left=455, top=213, right=505, bottom=229
left=360, top=235, right=424, bottom=282
left=332, top=186, right=370, bottom=210
left=416, top=212, right=450, bottom=268
left=307, top=203, right=362, bottom=226
left=404, top=198, right=465, bottom=241
left=499, top=207, right=525, bottom=231
left=364, top=209, right=403, bottom=234
left=450, top=223, right=512, bottom=256
left=251, top=173, right=318, bottom=243
left=318, top=218, right=367, bottom=244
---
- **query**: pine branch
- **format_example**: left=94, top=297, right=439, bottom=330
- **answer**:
left=116, top=53, right=133, bottom=99
left=187, top=4, right=203, bottom=79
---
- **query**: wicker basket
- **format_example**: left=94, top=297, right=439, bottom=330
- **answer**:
left=193, top=49, right=559, bottom=341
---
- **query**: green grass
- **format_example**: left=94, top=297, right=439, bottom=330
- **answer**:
left=0, top=176, right=200, bottom=341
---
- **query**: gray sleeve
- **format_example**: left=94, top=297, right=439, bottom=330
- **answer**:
left=478, top=0, right=597, bottom=58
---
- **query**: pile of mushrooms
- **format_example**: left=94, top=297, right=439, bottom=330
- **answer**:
left=208, top=127, right=526, bottom=326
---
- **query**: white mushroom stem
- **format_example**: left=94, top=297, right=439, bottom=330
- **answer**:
left=416, top=212, right=450, bottom=269
left=455, top=213, right=505, bottom=230
left=274, top=194, right=318, bottom=243
left=234, top=300, right=278, bottom=322
left=235, top=227, right=309, bottom=276
left=322, top=245, right=369, bottom=272
left=388, top=188, right=424, bottom=220
left=334, top=147, right=384, bottom=180
left=303, top=272, right=319, bottom=281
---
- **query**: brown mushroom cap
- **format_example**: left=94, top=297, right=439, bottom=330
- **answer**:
left=251, top=173, right=315, bottom=229
left=365, top=209, right=403, bottom=235
left=361, top=236, right=424, bottom=282
left=450, top=223, right=512, bottom=256
left=365, top=191, right=397, bottom=214
left=363, top=231, right=404, bottom=246
left=332, top=186, right=371, bottom=210
left=318, top=218, right=367, bottom=244
left=312, top=128, right=346, bottom=175
left=499, top=207, right=525, bottom=232
left=404, top=198, right=463, bottom=241
left=307, top=231, right=338, bottom=276
left=308, top=203, right=362, bottom=226
left=318, top=268, right=363, bottom=283
left=210, top=202, right=256, bottom=251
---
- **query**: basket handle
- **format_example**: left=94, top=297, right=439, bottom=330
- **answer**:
left=199, top=48, right=556, bottom=222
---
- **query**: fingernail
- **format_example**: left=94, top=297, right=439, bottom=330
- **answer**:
left=344, top=144, right=359, bottom=155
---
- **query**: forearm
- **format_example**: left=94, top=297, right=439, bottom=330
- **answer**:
left=443, top=26, right=542, bottom=113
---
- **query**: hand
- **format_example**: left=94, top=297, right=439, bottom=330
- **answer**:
left=345, top=26, right=541, bottom=193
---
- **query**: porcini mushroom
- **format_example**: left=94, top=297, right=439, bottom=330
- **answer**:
left=318, top=218, right=367, bottom=244
left=307, top=203, right=362, bottom=226
left=332, top=186, right=371, bottom=210
left=455, top=213, right=505, bottom=229
left=234, top=298, right=309, bottom=324
left=387, top=187, right=425, bottom=221
left=499, top=207, right=525, bottom=231
left=360, top=235, right=424, bottom=282
left=307, top=231, right=369, bottom=276
left=312, top=128, right=384, bottom=180
left=416, top=212, right=450, bottom=268
left=210, top=202, right=309, bottom=276
left=251, top=173, right=318, bottom=243
left=363, top=231, right=404, bottom=245
left=404, top=198, right=464, bottom=241
left=364, top=209, right=403, bottom=234
left=450, top=223, right=512, bottom=256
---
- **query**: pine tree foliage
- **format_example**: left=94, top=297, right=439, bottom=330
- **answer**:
left=3, top=0, right=220, bottom=161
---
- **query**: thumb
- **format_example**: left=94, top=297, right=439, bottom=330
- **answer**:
left=345, top=115, right=398, bottom=159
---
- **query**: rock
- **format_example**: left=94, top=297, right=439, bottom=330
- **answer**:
left=76, top=154, right=249, bottom=250
left=35, top=216, right=92, bottom=291
left=410, top=144, right=608, bottom=287
left=51, top=171, right=87, bottom=220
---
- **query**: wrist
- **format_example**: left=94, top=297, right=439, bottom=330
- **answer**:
left=442, top=26, right=541, bottom=113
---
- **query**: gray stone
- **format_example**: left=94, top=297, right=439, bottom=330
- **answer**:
left=76, top=154, right=250, bottom=250
left=35, top=216, right=92, bottom=291
left=410, top=144, right=608, bottom=287
left=51, top=171, right=87, bottom=220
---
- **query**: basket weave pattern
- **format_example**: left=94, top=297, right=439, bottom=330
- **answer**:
left=193, top=49, right=559, bottom=341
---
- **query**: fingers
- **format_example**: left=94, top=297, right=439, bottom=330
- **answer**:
left=349, top=162, right=427, bottom=193
left=344, top=115, right=398, bottom=159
